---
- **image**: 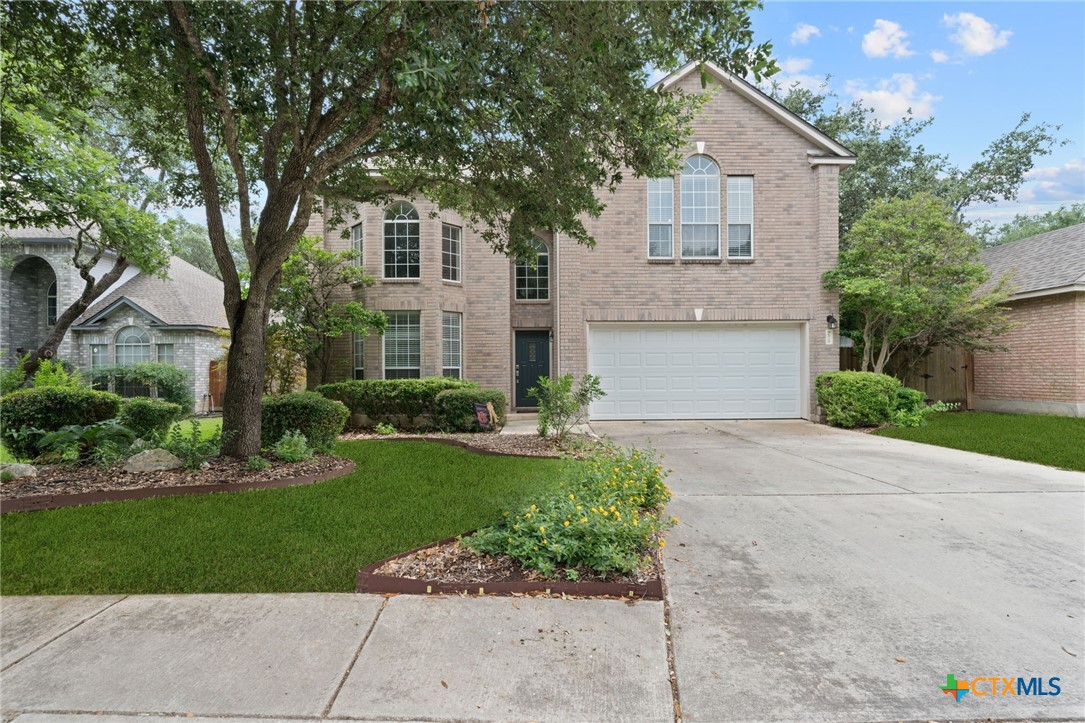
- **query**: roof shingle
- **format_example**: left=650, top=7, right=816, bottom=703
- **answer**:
left=979, top=223, right=1085, bottom=296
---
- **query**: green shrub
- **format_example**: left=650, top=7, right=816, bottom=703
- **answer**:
left=433, top=388, right=507, bottom=432
left=316, top=377, right=478, bottom=426
left=119, top=398, right=183, bottom=441
left=261, top=392, right=348, bottom=453
left=88, top=363, right=193, bottom=409
left=530, top=373, right=605, bottom=440
left=163, top=419, right=223, bottom=470
left=32, top=359, right=86, bottom=389
left=815, top=371, right=901, bottom=428
left=246, top=455, right=271, bottom=471
left=1, top=353, right=28, bottom=395
left=34, top=419, right=136, bottom=465
left=0, top=387, right=123, bottom=459
left=465, top=445, right=674, bottom=576
left=374, top=422, right=396, bottom=436
left=890, top=387, right=960, bottom=427
left=272, top=430, right=313, bottom=462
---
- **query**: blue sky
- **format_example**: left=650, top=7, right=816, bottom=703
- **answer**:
left=749, top=1, right=1085, bottom=226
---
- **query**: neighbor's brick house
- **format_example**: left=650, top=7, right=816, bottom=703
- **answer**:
left=311, top=61, right=856, bottom=421
left=972, top=223, right=1085, bottom=417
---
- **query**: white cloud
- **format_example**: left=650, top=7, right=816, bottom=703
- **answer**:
left=846, top=74, right=939, bottom=123
left=862, top=19, right=916, bottom=59
left=943, top=12, right=1012, bottom=56
left=778, top=57, right=813, bottom=75
left=1018, top=158, right=1085, bottom=204
left=930, top=50, right=949, bottom=64
left=790, top=23, right=821, bottom=45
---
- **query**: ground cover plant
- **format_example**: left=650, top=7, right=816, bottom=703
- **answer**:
left=874, top=412, right=1085, bottom=472
left=0, top=440, right=565, bottom=594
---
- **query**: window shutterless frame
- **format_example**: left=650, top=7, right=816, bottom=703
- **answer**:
left=382, top=311, right=421, bottom=379
left=442, top=223, right=461, bottom=282
left=383, top=203, right=420, bottom=279
left=680, top=155, right=721, bottom=259
left=351, top=223, right=364, bottom=267
left=442, top=311, right=462, bottom=378
left=647, top=177, right=674, bottom=259
left=726, top=176, right=754, bottom=259
left=514, top=238, right=550, bottom=300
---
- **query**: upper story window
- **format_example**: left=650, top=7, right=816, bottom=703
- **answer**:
left=680, top=155, right=720, bottom=258
left=515, top=238, right=549, bottom=301
left=115, top=326, right=151, bottom=365
left=647, top=178, right=674, bottom=258
left=383, top=311, right=421, bottom=379
left=727, top=176, right=754, bottom=258
left=156, top=343, right=175, bottom=365
left=383, top=203, right=420, bottom=279
left=351, top=223, right=364, bottom=267
left=442, top=223, right=461, bottom=282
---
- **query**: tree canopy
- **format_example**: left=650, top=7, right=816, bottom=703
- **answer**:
left=978, top=202, right=1085, bottom=246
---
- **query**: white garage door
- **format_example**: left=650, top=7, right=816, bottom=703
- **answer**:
left=588, top=323, right=802, bottom=420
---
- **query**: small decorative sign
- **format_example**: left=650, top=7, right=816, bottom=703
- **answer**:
left=474, top=402, right=492, bottom=431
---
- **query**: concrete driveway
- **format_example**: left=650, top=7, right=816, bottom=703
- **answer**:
left=595, top=420, right=1085, bottom=722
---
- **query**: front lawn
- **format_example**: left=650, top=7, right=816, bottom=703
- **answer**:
left=1, top=440, right=566, bottom=595
left=171, top=415, right=223, bottom=439
left=874, top=411, right=1085, bottom=472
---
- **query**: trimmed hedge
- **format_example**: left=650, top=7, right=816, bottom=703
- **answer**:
left=119, top=397, right=183, bottom=441
left=815, top=371, right=901, bottom=428
left=316, top=377, right=478, bottom=425
left=0, top=387, right=123, bottom=459
left=261, top=392, right=349, bottom=453
left=88, top=362, right=194, bottom=409
left=433, top=388, right=507, bottom=432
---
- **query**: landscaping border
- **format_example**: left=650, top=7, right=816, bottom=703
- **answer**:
left=350, top=435, right=562, bottom=459
left=0, top=458, right=356, bottom=514
left=356, top=536, right=664, bottom=600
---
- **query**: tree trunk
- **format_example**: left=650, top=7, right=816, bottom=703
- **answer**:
left=220, top=297, right=270, bottom=457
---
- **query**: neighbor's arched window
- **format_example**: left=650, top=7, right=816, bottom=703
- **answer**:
left=515, top=238, right=549, bottom=301
left=115, top=326, right=151, bottom=366
left=47, top=281, right=57, bottom=325
left=383, top=202, right=420, bottom=279
left=680, top=155, right=720, bottom=258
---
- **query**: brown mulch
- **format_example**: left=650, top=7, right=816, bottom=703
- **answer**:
left=339, top=430, right=602, bottom=458
left=0, top=453, right=348, bottom=501
left=372, top=538, right=662, bottom=587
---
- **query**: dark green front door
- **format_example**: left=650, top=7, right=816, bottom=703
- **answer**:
left=515, top=330, right=550, bottom=408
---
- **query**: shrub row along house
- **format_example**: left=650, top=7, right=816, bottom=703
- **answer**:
left=311, top=62, right=855, bottom=420
left=1, top=225, right=227, bottom=412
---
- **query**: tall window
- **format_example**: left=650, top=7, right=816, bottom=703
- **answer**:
left=680, top=155, right=720, bottom=258
left=383, top=311, right=420, bottom=379
left=351, top=223, right=364, bottom=267
left=515, top=238, right=549, bottom=300
left=156, top=343, right=175, bottom=365
left=115, top=326, right=151, bottom=365
left=353, top=332, right=365, bottom=380
left=727, top=176, right=754, bottom=258
left=442, top=223, right=461, bottom=282
left=442, top=312, right=462, bottom=379
left=90, top=344, right=108, bottom=368
left=647, top=178, right=674, bottom=258
left=47, top=281, right=57, bottom=325
left=383, top=203, right=420, bottom=278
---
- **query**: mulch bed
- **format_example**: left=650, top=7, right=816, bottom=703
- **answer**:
left=358, top=536, right=664, bottom=600
left=339, top=430, right=601, bottom=458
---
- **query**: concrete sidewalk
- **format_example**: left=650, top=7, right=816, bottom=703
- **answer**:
left=0, top=593, right=671, bottom=722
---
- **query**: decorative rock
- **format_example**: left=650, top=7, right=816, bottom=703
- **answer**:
left=0, top=463, right=37, bottom=480
left=123, top=449, right=184, bottom=473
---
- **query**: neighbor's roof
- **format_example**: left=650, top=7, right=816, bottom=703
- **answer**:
left=653, top=60, right=856, bottom=163
left=979, top=223, right=1085, bottom=299
left=75, top=256, right=228, bottom=330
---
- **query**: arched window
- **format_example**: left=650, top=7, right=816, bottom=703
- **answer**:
left=680, top=155, right=720, bottom=258
left=383, top=202, right=420, bottom=278
left=47, top=281, right=57, bottom=325
left=115, top=326, right=151, bottom=366
left=515, top=238, right=549, bottom=301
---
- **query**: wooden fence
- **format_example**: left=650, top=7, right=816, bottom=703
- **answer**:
left=839, top=346, right=972, bottom=407
left=207, top=360, right=227, bottom=412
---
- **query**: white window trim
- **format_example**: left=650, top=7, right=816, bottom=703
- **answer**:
left=442, top=311, right=463, bottom=379
left=726, top=176, right=755, bottom=259
left=514, top=239, right=550, bottom=301
left=382, top=311, right=421, bottom=379
left=353, top=331, right=365, bottom=380
left=680, top=155, right=721, bottom=259
left=646, top=177, right=674, bottom=259
left=351, top=223, right=364, bottom=267
left=382, top=203, right=421, bottom=280
left=442, top=223, right=462, bottom=283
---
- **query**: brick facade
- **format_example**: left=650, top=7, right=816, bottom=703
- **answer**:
left=973, top=292, right=1085, bottom=416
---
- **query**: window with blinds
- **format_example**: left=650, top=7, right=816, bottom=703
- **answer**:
left=383, top=311, right=420, bottom=379
left=442, top=311, right=462, bottom=379
left=727, top=176, right=754, bottom=258
left=680, top=156, right=720, bottom=258
left=647, top=178, right=673, bottom=258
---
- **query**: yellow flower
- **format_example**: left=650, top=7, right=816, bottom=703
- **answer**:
left=569, top=494, right=575, bottom=500
left=576, top=505, right=583, bottom=511
left=580, top=518, right=588, bottom=523
left=633, top=519, right=639, bottom=526
left=525, top=513, right=532, bottom=519
left=564, top=520, right=570, bottom=527
left=658, top=539, right=667, bottom=548
left=672, top=517, right=680, bottom=524
left=539, top=526, right=546, bottom=533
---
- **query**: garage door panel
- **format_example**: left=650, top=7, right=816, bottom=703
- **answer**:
left=589, top=323, right=802, bottom=420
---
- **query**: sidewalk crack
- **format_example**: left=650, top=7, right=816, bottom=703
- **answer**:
left=1, top=595, right=129, bottom=673
left=321, top=597, right=388, bottom=719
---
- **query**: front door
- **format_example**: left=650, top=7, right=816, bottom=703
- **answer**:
left=515, top=330, right=550, bottom=408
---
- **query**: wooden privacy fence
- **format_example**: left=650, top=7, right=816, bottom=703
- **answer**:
left=207, top=360, right=227, bottom=412
left=839, top=346, right=972, bottom=407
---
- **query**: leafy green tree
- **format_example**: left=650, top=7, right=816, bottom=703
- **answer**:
left=79, top=0, right=775, bottom=455
left=272, top=237, right=386, bottom=389
left=165, top=215, right=248, bottom=279
left=773, top=83, right=1067, bottom=238
left=823, top=194, right=1015, bottom=375
left=978, top=202, right=1085, bottom=246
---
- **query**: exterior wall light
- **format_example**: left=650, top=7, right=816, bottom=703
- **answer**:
left=826, top=314, right=838, bottom=329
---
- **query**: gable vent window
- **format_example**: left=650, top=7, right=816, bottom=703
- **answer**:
left=647, top=178, right=674, bottom=258
left=727, top=176, right=754, bottom=258
left=680, top=155, right=720, bottom=258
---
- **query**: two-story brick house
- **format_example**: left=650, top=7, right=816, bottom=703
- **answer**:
left=314, top=61, right=855, bottom=421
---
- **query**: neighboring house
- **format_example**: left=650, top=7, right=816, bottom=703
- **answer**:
left=311, top=61, right=855, bottom=421
left=972, top=223, right=1085, bottom=417
left=2, top=227, right=229, bottom=412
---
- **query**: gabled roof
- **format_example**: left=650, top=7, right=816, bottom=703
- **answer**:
left=653, top=60, right=856, bottom=163
left=979, top=223, right=1085, bottom=299
left=75, top=256, right=228, bottom=330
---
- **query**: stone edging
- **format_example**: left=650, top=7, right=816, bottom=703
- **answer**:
left=0, top=459, right=356, bottom=515
left=356, top=536, right=664, bottom=600
left=355, top=436, right=561, bottom=459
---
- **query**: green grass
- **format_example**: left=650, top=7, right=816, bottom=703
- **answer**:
left=0, top=443, right=15, bottom=463
left=874, top=411, right=1085, bottom=471
left=0, top=440, right=566, bottom=595
left=171, top=415, right=223, bottom=439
